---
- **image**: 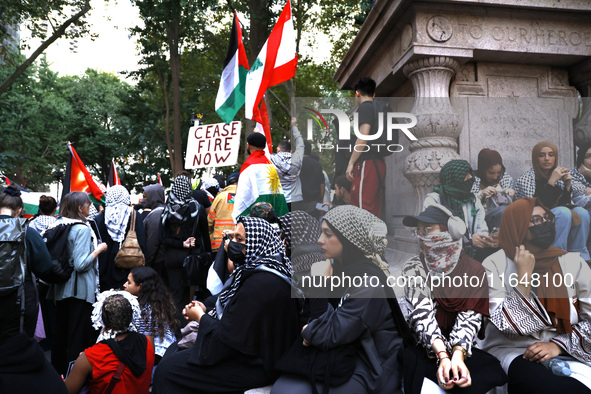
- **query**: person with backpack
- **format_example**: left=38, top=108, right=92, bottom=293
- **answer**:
left=0, top=189, right=68, bottom=394
left=48, top=191, right=108, bottom=376
left=94, top=185, right=147, bottom=291
left=0, top=185, right=66, bottom=342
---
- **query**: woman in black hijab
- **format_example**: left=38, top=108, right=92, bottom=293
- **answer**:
left=152, top=216, right=300, bottom=394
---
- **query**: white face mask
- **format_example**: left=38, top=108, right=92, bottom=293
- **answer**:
left=417, top=231, right=462, bottom=275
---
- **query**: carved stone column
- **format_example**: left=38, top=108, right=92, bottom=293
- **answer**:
left=403, top=56, right=463, bottom=213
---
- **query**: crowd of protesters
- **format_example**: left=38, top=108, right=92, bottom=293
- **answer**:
left=1, top=76, right=591, bottom=394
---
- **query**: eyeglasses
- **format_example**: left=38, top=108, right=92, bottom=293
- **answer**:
left=412, top=225, right=436, bottom=237
left=530, top=213, right=555, bottom=226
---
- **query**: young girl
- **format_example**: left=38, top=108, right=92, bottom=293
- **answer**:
left=124, top=267, right=177, bottom=363
left=65, top=291, right=155, bottom=394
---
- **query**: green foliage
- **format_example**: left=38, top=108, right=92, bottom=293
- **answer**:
left=0, top=0, right=96, bottom=67
left=0, top=53, right=72, bottom=189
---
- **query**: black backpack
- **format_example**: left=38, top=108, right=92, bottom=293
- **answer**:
left=366, top=99, right=398, bottom=159
left=43, top=223, right=85, bottom=283
left=0, top=217, right=28, bottom=332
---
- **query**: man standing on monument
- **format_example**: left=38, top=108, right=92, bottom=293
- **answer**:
left=346, top=77, right=386, bottom=218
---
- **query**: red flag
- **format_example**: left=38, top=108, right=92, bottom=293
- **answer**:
left=158, top=173, right=162, bottom=185
left=107, top=159, right=121, bottom=188
left=255, top=98, right=273, bottom=155
left=62, top=143, right=104, bottom=202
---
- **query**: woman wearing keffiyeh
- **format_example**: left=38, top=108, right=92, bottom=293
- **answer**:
left=94, top=185, right=147, bottom=291
left=480, top=198, right=591, bottom=393
left=424, top=160, right=495, bottom=260
left=272, top=205, right=408, bottom=394
left=152, top=216, right=299, bottom=394
left=159, top=174, right=209, bottom=323
left=515, top=141, right=591, bottom=262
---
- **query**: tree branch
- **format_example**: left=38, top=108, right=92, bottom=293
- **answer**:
left=0, top=0, right=91, bottom=97
left=266, top=87, right=290, bottom=116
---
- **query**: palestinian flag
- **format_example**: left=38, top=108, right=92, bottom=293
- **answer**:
left=107, top=159, right=121, bottom=188
left=245, top=0, right=297, bottom=121
left=215, top=12, right=250, bottom=124
left=62, top=143, right=105, bottom=203
left=232, top=150, right=288, bottom=221
left=2, top=175, right=29, bottom=192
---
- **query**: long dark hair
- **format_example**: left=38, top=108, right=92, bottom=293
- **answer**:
left=130, top=266, right=178, bottom=337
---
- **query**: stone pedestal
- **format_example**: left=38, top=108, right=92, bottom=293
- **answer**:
left=402, top=56, right=462, bottom=212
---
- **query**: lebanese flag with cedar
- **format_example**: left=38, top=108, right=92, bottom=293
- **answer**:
left=62, top=143, right=104, bottom=203
left=245, top=0, right=297, bottom=122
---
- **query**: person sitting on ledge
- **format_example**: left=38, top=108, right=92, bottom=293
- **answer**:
left=401, top=204, right=507, bottom=393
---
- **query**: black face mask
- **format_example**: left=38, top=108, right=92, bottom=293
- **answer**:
left=528, top=221, right=556, bottom=249
left=227, top=241, right=246, bottom=266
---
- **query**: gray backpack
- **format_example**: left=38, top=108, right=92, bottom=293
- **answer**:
left=0, top=217, right=28, bottom=332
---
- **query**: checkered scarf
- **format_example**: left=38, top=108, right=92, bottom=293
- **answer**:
left=279, top=210, right=325, bottom=272
left=213, top=216, right=291, bottom=319
left=433, top=160, right=476, bottom=221
left=516, top=168, right=565, bottom=200
left=323, top=205, right=389, bottom=270
left=162, top=175, right=198, bottom=225
left=105, top=185, right=132, bottom=242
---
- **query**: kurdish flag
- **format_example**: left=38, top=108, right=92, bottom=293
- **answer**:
left=62, top=142, right=105, bottom=203
left=215, top=12, right=250, bottom=124
left=232, top=150, right=288, bottom=221
left=245, top=0, right=297, bottom=122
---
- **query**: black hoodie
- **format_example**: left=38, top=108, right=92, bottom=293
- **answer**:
left=0, top=333, right=68, bottom=393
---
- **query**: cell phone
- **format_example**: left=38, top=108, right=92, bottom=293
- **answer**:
left=316, top=203, right=329, bottom=212
left=489, top=227, right=499, bottom=236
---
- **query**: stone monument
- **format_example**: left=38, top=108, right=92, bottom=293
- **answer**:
left=334, top=0, right=591, bottom=260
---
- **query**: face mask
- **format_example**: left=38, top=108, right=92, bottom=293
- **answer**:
left=528, top=221, right=556, bottom=249
left=458, top=176, right=475, bottom=192
left=418, top=231, right=462, bottom=275
left=227, top=241, right=246, bottom=266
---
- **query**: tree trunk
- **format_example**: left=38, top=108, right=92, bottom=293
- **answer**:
left=158, top=71, right=175, bottom=172
left=167, top=0, right=183, bottom=176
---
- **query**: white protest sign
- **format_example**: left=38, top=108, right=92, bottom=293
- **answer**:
left=185, top=121, right=242, bottom=169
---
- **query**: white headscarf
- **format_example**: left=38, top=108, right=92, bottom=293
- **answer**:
left=91, top=290, right=142, bottom=342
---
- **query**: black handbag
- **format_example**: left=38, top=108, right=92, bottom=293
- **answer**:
left=276, top=336, right=359, bottom=393
left=183, top=217, right=212, bottom=287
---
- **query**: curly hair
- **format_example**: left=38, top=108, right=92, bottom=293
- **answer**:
left=130, top=266, right=178, bottom=337
left=102, top=294, right=133, bottom=332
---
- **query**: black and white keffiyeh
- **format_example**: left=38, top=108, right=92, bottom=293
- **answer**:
left=214, top=216, right=291, bottom=318
left=29, top=215, right=57, bottom=235
left=279, top=210, right=325, bottom=272
left=105, top=185, right=132, bottom=242
left=91, top=290, right=142, bottom=342
left=161, top=175, right=199, bottom=225
left=515, top=168, right=565, bottom=200
left=323, top=205, right=389, bottom=270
